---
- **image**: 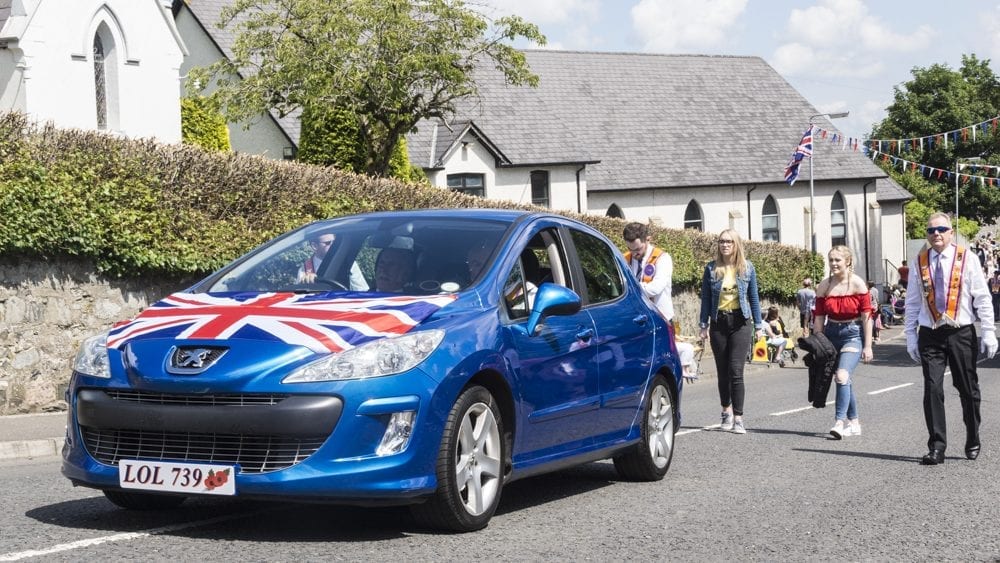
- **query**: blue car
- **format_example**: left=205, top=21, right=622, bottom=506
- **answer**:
left=62, top=209, right=683, bottom=532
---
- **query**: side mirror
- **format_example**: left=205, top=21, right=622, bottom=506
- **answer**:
left=526, top=283, right=582, bottom=336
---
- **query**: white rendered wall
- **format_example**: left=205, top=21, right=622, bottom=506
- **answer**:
left=3, top=0, right=183, bottom=141
left=175, top=7, right=294, bottom=159
left=430, top=134, right=587, bottom=213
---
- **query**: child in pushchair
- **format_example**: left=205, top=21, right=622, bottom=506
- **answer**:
left=763, top=306, right=798, bottom=367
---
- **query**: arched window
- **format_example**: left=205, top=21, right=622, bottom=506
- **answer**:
left=761, top=195, right=780, bottom=242
left=684, top=200, right=703, bottom=231
left=831, top=191, right=847, bottom=246
left=92, top=23, right=119, bottom=131
left=93, top=34, right=107, bottom=129
left=606, top=204, right=624, bottom=218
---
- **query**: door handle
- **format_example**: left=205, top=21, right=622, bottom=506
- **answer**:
left=576, top=328, right=594, bottom=341
left=633, top=315, right=649, bottom=326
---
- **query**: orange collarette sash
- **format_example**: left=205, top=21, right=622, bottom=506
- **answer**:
left=624, top=246, right=665, bottom=283
left=918, top=245, right=966, bottom=325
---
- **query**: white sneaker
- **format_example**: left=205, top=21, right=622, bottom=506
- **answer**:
left=846, top=420, right=861, bottom=436
left=830, top=420, right=846, bottom=440
left=720, top=411, right=734, bottom=431
left=732, top=419, right=747, bottom=434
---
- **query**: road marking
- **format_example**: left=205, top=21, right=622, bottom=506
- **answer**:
left=868, top=382, right=913, bottom=395
left=770, top=402, right=833, bottom=416
left=675, top=376, right=916, bottom=435
left=0, top=508, right=273, bottom=561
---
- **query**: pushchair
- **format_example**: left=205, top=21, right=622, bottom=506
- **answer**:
left=881, top=285, right=906, bottom=326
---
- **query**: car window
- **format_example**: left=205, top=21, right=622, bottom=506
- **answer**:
left=569, top=229, right=624, bottom=304
left=206, top=217, right=509, bottom=294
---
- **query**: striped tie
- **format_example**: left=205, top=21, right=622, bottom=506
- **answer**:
left=934, top=254, right=947, bottom=310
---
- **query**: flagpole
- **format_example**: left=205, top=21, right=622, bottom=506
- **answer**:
left=807, top=112, right=849, bottom=256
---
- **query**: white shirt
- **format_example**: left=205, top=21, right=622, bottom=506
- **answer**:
left=628, top=245, right=674, bottom=321
left=904, top=244, right=994, bottom=333
left=298, top=258, right=370, bottom=291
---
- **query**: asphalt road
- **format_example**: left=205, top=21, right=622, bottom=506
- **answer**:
left=2, top=331, right=999, bottom=561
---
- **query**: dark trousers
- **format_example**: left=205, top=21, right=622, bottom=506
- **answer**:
left=992, top=293, right=1000, bottom=319
left=918, top=324, right=981, bottom=452
left=710, top=312, right=752, bottom=416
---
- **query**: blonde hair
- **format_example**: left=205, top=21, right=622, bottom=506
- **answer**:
left=828, top=245, right=855, bottom=277
left=712, top=228, right=748, bottom=279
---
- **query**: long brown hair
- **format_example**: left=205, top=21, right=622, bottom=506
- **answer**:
left=712, top=228, right=748, bottom=279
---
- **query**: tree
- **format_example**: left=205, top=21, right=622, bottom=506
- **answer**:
left=870, top=54, right=1000, bottom=226
left=191, top=0, right=545, bottom=177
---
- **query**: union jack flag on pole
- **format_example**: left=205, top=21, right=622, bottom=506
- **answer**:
left=784, top=126, right=814, bottom=185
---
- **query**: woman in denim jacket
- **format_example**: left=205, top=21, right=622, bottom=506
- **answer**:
left=698, top=229, right=764, bottom=434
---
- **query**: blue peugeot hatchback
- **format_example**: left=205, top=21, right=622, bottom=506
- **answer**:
left=62, top=209, right=683, bottom=531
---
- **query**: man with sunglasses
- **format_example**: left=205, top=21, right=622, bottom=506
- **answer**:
left=904, top=212, right=996, bottom=465
left=297, top=233, right=369, bottom=290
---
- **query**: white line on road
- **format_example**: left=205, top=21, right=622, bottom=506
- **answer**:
left=0, top=508, right=274, bottom=561
left=769, top=401, right=834, bottom=416
left=868, top=382, right=914, bottom=395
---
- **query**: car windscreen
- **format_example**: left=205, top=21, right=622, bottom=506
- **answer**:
left=204, top=216, right=511, bottom=295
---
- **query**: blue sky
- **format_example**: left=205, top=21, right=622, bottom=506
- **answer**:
left=480, top=0, right=1000, bottom=141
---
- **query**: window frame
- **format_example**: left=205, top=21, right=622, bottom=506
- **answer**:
left=684, top=200, right=704, bottom=231
left=761, top=195, right=780, bottom=242
left=447, top=173, right=485, bottom=197
left=831, top=191, right=847, bottom=247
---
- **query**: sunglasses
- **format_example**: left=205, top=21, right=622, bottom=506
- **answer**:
left=926, top=226, right=951, bottom=235
left=718, top=239, right=735, bottom=245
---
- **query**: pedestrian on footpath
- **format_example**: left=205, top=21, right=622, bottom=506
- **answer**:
left=989, top=269, right=1000, bottom=320
left=796, top=277, right=816, bottom=337
left=904, top=212, right=997, bottom=465
left=698, top=228, right=763, bottom=434
left=813, top=246, right=873, bottom=439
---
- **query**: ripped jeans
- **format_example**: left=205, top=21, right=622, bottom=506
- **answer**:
left=824, top=321, right=862, bottom=421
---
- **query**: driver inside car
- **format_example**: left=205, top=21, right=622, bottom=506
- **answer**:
left=297, top=233, right=369, bottom=290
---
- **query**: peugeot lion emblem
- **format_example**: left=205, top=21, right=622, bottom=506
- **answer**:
left=166, top=346, right=228, bottom=375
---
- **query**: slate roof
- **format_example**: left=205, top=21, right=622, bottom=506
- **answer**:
left=175, top=0, right=300, bottom=144
left=0, top=0, right=15, bottom=39
left=408, top=50, right=903, bottom=199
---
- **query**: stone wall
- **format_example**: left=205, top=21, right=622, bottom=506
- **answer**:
left=0, top=258, right=188, bottom=414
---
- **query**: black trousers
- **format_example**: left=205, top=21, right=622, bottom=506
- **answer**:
left=917, top=324, right=981, bottom=452
left=710, top=311, right=752, bottom=416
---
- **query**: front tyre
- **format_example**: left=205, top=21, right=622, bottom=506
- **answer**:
left=411, top=385, right=505, bottom=532
left=613, top=375, right=675, bottom=481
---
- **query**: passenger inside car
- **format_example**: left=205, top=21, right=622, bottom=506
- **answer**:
left=375, top=247, right=417, bottom=292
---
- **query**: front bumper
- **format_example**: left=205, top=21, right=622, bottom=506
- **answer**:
left=61, top=374, right=446, bottom=503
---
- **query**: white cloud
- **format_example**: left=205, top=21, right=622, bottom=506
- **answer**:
left=984, top=4, right=1000, bottom=64
left=477, top=0, right=600, bottom=25
left=772, top=41, right=884, bottom=78
left=629, top=0, right=749, bottom=52
left=775, top=0, right=936, bottom=77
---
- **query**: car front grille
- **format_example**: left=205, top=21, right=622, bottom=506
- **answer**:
left=103, top=389, right=288, bottom=406
left=81, top=427, right=327, bottom=474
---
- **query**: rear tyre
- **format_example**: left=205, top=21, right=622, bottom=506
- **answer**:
left=103, top=490, right=186, bottom=510
left=411, top=385, right=505, bottom=532
left=613, top=375, right=675, bottom=481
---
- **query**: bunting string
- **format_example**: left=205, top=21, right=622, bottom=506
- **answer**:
left=869, top=150, right=1000, bottom=187
left=866, top=115, right=1000, bottom=155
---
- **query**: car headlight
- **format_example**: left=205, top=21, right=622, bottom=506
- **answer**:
left=283, top=329, right=445, bottom=383
left=73, top=331, right=111, bottom=378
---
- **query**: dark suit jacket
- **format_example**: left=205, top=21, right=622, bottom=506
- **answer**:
left=798, top=333, right=838, bottom=408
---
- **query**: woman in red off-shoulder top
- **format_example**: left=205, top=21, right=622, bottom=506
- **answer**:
left=813, top=245, right=873, bottom=439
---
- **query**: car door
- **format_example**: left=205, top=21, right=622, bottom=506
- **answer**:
left=502, top=225, right=601, bottom=462
left=566, top=226, right=657, bottom=441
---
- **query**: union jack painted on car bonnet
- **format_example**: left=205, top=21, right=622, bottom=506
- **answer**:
left=107, top=292, right=456, bottom=354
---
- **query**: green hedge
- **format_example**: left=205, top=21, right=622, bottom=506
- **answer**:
left=0, top=111, right=820, bottom=298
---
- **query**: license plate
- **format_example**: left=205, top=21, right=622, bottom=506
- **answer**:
left=118, top=459, right=236, bottom=496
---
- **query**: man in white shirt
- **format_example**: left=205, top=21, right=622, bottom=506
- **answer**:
left=297, top=233, right=369, bottom=291
left=623, top=223, right=696, bottom=380
left=905, top=212, right=997, bottom=465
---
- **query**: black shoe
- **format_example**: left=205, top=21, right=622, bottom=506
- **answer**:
left=921, top=450, right=945, bottom=465
left=965, top=444, right=981, bottom=460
